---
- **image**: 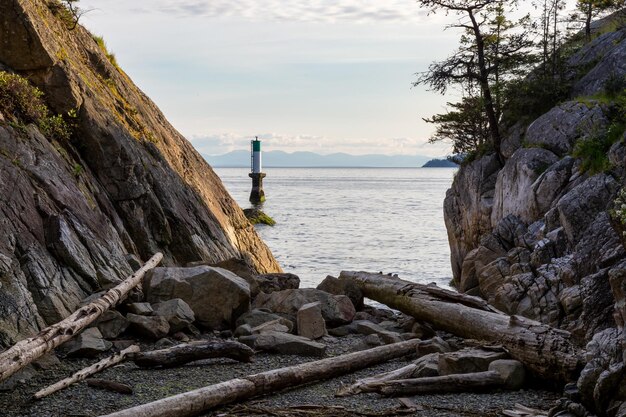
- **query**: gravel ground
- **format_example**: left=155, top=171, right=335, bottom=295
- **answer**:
left=0, top=334, right=561, bottom=417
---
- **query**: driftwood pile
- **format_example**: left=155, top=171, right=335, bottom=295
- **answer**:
left=0, top=266, right=586, bottom=417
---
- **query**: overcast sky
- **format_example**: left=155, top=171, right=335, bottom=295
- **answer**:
left=78, top=0, right=577, bottom=157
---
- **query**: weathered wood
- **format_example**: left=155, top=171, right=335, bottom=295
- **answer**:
left=86, top=378, right=134, bottom=395
left=339, top=271, right=583, bottom=382
left=336, top=363, right=418, bottom=397
left=0, top=253, right=163, bottom=383
left=374, top=371, right=504, bottom=396
left=33, top=345, right=140, bottom=399
left=100, top=339, right=421, bottom=417
left=128, top=340, right=254, bottom=368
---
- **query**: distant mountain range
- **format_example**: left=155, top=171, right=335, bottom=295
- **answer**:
left=203, top=150, right=439, bottom=168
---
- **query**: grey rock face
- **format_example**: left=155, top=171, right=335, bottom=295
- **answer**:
left=491, top=148, right=559, bottom=226
left=253, top=289, right=356, bottom=326
left=145, top=266, right=251, bottom=330
left=525, top=102, right=609, bottom=157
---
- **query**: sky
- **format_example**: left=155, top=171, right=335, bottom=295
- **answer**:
left=77, top=0, right=577, bottom=157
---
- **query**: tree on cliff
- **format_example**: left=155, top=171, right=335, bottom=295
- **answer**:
left=414, top=0, right=533, bottom=163
left=573, top=0, right=626, bottom=41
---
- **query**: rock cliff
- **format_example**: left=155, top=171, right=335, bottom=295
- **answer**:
left=445, top=26, right=626, bottom=415
left=0, top=0, right=280, bottom=347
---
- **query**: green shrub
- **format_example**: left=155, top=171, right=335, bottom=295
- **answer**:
left=572, top=121, right=624, bottom=175
left=0, top=72, right=72, bottom=141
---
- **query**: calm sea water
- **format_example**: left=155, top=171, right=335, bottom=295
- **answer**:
left=214, top=167, right=456, bottom=288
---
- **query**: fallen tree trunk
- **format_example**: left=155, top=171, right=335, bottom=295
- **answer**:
left=34, top=345, right=140, bottom=399
left=373, top=371, right=504, bottom=396
left=0, top=253, right=163, bottom=383
left=101, top=339, right=421, bottom=417
left=128, top=340, right=254, bottom=368
left=339, top=271, right=583, bottom=382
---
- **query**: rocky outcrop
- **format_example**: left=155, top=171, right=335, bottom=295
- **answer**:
left=444, top=23, right=626, bottom=416
left=0, top=0, right=280, bottom=346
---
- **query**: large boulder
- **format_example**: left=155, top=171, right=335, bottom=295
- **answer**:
left=95, top=310, right=129, bottom=339
left=253, top=289, right=356, bottom=327
left=297, top=302, right=326, bottom=340
left=152, top=298, right=195, bottom=332
left=316, top=275, right=364, bottom=310
left=126, top=313, right=170, bottom=340
left=62, top=328, right=112, bottom=358
left=145, top=266, right=251, bottom=330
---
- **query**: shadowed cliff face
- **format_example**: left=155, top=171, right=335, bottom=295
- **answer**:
left=0, top=0, right=280, bottom=346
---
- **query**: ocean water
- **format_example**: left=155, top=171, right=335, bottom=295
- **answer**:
left=214, top=167, right=456, bottom=288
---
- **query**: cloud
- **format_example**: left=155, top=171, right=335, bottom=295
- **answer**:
left=189, top=132, right=449, bottom=157
left=151, top=0, right=428, bottom=24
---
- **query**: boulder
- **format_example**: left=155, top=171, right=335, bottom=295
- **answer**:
left=489, top=360, right=526, bottom=389
left=126, top=303, right=154, bottom=316
left=415, top=337, right=452, bottom=356
left=412, top=353, right=441, bottom=378
left=234, top=324, right=253, bottom=338
left=195, top=257, right=260, bottom=297
left=126, top=313, right=170, bottom=340
left=316, top=275, right=364, bottom=310
left=524, top=101, right=609, bottom=157
left=251, top=319, right=290, bottom=334
left=253, top=289, right=355, bottom=326
left=152, top=298, right=195, bottom=332
left=438, top=348, right=508, bottom=375
left=254, top=331, right=327, bottom=357
left=256, top=273, right=300, bottom=294
left=145, top=266, right=251, bottom=330
left=235, top=309, right=294, bottom=333
left=297, top=302, right=326, bottom=340
left=531, top=157, right=576, bottom=217
left=62, top=328, right=112, bottom=358
left=327, top=323, right=359, bottom=337
left=95, top=310, right=129, bottom=339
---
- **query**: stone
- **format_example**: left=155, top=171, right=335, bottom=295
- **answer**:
left=112, top=340, right=135, bottom=350
left=145, top=266, right=251, bottom=330
left=252, top=319, right=290, bottom=334
left=95, top=310, right=129, bottom=339
left=410, top=322, right=435, bottom=339
left=237, top=335, right=258, bottom=348
left=412, top=353, right=441, bottom=378
left=235, top=309, right=294, bottom=333
left=62, top=328, right=112, bottom=358
left=172, top=332, right=190, bottom=342
left=415, top=337, right=451, bottom=356
left=438, top=348, right=508, bottom=375
left=531, top=156, right=576, bottom=217
left=354, top=320, right=402, bottom=344
left=253, top=289, right=355, bottom=326
left=254, top=331, right=326, bottom=357
left=126, top=303, right=154, bottom=316
left=198, top=257, right=260, bottom=297
left=488, top=359, right=525, bottom=389
left=126, top=313, right=170, bottom=340
left=524, top=101, right=610, bottom=157
left=234, top=324, right=253, bottom=338
left=364, top=334, right=383, bottom=347
left=256, top=273, right=300, bottom=294
left=155, top=338, right=175, bottom=349
left=316, top=276, right=364, bottom=310
left=327, top=323, right=359, bottom=337
left=152, top=298, right=195, bottom=332
left=297, top=302, right=326, bottom=340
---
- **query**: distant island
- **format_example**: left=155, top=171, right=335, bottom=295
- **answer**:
left=422, top=159, right=459, bottom=168
left=204, top=150, right=437, bottom=168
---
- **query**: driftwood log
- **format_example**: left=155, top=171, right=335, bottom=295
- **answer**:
left=0, top=253, right=163, bottom=383
left=34, top=345, right=140, bottom=399
left=128, top=340, right=254, bottom=368
left=339, top=271, right=583, bottom=382
left=373, top=371, right=504, bottom=396
left=336, top=363, right=418, bottom=396
left=86, top=378, right=134, bottom=395
left=101, top=339, right=421, bottom=417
